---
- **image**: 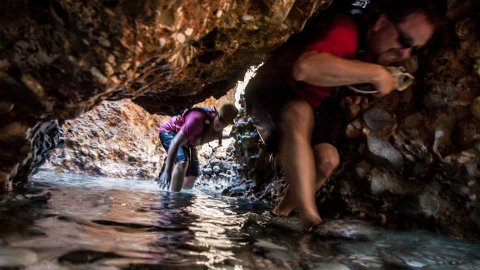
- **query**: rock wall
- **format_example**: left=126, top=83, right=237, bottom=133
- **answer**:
left=41, top=99, right=165, bottom=179
left=10, top=120, right=64, bottom=191
left=0, top=0, right=332, bottom=191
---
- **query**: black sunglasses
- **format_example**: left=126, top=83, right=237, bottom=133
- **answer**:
left=392, top=23, right=422, bottom=54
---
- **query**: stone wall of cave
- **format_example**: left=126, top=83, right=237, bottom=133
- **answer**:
left=41, top=99, right=166, bottom=179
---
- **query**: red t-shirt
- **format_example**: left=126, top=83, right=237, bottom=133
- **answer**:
left=294, top=15, right=359, bottom=109
left=160, top=110, right=217, bottom=145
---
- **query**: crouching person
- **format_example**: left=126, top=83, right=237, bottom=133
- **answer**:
left=158, top=104, right=238, bottom=191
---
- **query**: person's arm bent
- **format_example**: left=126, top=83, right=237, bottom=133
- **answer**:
left=159, top=131, right=189, bottom=189
left=292, top=51, right=397, bottom=96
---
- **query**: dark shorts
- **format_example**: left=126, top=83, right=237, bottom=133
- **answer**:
left=159, top=131, right=200, bottom=177
left=245, top=76, right=345, bottom=153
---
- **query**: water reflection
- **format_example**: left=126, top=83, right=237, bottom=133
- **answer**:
left=0, top=171, right=480, bottom=269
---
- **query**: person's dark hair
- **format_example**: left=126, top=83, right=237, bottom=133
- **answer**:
left=380, top=0, right=440, bottom=26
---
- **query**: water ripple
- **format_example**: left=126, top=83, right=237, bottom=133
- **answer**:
left=0, top=171, right=479, bottom=269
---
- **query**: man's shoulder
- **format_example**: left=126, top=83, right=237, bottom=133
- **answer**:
left=186, top=107, right=215, bottom=115
left=185, top=109, right=207, bottom=121
left=184, top=108, right=216, bottom=129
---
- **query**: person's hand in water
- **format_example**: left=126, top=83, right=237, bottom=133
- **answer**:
left=159, top=171, right=171, bottom=190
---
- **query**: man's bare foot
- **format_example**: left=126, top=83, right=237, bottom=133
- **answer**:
left=272, top=204, right=295, bottom=217
left=273, top=186, right=296, bottom=216
left=300, top=211, right=324, bottom=232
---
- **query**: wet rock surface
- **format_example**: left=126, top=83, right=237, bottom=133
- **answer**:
left=8, top=120, right=64, bottom=192
left=365, top=135, right=404, bottom=170
left=362, top=108, right=394, bottom=134
left=249, top=214, right=380, bottom=241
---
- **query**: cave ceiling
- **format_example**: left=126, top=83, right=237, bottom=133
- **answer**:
left=0, top=0, right=332, bottom=117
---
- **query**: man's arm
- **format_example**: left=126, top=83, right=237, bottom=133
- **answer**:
left=292, top=51, right=397, bottom=96
left=164, top=131, right=189, bottom=176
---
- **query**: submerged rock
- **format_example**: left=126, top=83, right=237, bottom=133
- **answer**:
left=248, top=213, right=379, bottom=241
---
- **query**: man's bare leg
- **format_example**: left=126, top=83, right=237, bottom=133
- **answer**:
left=170, top=161, right=188, bottom=191
left=313, top=143, right=340, bottom=190
left=273, top=184, right=296, bottom=216
left=277, top=100, right=321, bottom=229
left=274, top=143, right=340, bottom=217
left=182, top=176, right=196, bottom=189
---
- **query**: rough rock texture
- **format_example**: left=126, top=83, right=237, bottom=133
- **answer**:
left=10, top=120, right=64, bottom=191
left=365, top=135, right=404, bottom=170
left=0, top=0, right=332, bottom=191
left=41, top=99, right=165, bottom=179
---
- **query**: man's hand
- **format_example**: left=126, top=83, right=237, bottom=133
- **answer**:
left=372, top=66, right=398, bottom=96
left=158, top=171, right=171, bottom=190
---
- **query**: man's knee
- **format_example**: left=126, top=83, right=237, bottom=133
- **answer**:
left=175, top=161, right=189, bottom=172
left=282, top=100, right=312, bottom=121
left=314, top=144, right=340, bottom=177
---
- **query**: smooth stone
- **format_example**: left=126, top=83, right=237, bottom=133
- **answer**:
left=0, top=247, right=38, bottom=267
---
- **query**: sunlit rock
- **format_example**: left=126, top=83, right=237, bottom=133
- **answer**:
left=42, top=100, right=165, bottom=179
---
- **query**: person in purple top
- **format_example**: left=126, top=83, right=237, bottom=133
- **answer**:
left=158, top=104, right=239, bottom=191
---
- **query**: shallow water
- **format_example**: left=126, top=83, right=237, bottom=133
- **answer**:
left=1, top=172, right=480, bottom=269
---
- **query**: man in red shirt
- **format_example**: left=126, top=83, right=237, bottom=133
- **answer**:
left=158, top=104, right=238, bottom=191
left=245, top=0, right=438, bottom=230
